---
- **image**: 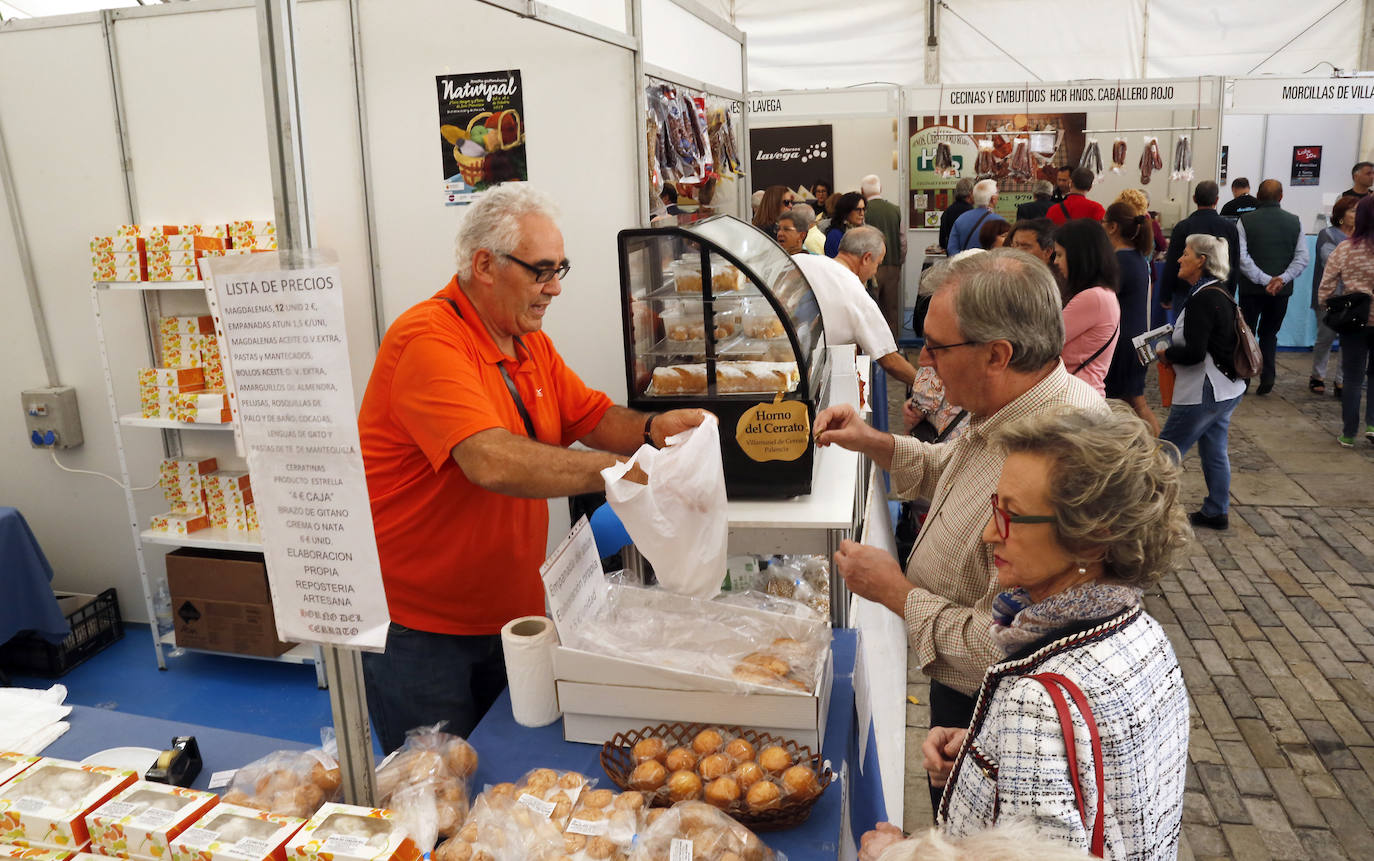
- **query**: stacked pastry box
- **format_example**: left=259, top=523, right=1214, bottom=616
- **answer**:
left=0, top=757, right=137, bottom=852
left=167, top=804, right=302, bottom=861
left=151, top=457, right=216, bottom=536
left=90, top=221, right=277, bottom=284
left=206, top=470, right=257, bottom=534
left=84, top=781, right=218, bottom=861
left=227, top=222, right=277, bottom=252
left=142, top=314, right=230, bottom=419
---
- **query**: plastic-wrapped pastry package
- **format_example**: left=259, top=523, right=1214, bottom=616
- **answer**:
left=759, top=556, right=831, bottom=620
left=433, top=770, right=646, bottom=861
left=559, top=585, right=830, bottom=694
left=218, top=747, right=342, bottom=819
left=627, top=801, right=782, bottom=861
left=373, top=724, right=478, bottom=847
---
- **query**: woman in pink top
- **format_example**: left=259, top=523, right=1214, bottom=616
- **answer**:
left=1052, top=219, right=1121, bottom=395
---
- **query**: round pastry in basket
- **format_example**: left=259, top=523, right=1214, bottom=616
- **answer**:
left=600, top=723, right=831, bottom=830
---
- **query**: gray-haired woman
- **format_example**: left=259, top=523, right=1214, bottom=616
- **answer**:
left=859, top=405, right=1191, bottom=859
left=1156, top=233, right=1245, bottom=531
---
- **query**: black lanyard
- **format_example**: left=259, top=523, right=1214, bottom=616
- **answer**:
left=440, top=297, right=537, bottom=439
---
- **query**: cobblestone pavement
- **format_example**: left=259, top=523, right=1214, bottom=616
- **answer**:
left=896, top=353, right=1374, bottom=859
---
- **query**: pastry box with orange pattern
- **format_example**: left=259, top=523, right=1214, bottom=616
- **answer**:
left=0, top=760, right=137, bottom=850
left=284, top=804, right=419, bottom=861
left=168, top=804, right=303, bottom=861
left=85, top=782, right=218, bottom=861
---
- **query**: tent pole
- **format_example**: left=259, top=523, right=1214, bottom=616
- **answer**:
left=924, top=0, right=939, bottom=84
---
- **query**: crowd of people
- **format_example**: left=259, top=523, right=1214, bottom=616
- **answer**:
left=756, top=164, right=1374, bottom=858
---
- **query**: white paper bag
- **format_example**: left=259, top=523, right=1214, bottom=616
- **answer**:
left=601, top=415, right=727, bottom=600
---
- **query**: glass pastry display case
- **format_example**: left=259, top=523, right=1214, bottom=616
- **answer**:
left=617, top=215, right=829, bottom=498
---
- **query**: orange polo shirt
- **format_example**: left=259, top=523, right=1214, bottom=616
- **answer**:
left=358, top=276, right=612, bottom=635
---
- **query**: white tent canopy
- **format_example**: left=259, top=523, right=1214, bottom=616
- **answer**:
left=3, top=0, right=1364, bottom=88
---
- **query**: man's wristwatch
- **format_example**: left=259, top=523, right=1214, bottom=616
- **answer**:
left=643, top=413, right=659, bottom=448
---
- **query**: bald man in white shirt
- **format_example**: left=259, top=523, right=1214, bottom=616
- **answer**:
left=792, top=226, right=917, bottom=386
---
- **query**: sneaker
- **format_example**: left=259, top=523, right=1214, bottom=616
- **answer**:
left=1339, top=435, right=1355, bottom=448
left=1189, top=510, right=1229, bottom=530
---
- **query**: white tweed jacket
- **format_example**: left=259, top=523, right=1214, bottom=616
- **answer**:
left=939, top=607, right=1189, bottom=860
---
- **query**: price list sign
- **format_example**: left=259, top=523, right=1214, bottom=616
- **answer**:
left=204, top=252, right=389, bottom=650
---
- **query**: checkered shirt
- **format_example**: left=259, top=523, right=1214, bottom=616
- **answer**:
left=893, top=363, right=1106, bottom=694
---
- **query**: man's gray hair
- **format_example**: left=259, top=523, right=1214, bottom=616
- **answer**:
left=972, top=178, right=999, bottom=208
left=941, top=248, right=1065, bottom=371
left=838, top=225, right=885, bottom=259
left=454, top=184, right=560, bottom=281
left=1032, top=179, right=1054, bottom=199
left=1186, top=233, right=1232, bottom=282
left=954, top=176, right=976, bottom=200
left=878, top=820, right=1093, bottom=861
left=787, top=203, right=816, bottom=232
left=860, top=174, right=882, bottom=197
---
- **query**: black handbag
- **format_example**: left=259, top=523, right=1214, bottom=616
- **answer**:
left=1324, top=292, right=1371, bottom=336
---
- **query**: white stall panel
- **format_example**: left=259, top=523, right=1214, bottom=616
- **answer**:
left=1220, top=114, right=1266, bottom=202
left=357, top=0, right=639, bottom=405
left=112, top=6, right=274, bottom=224
left=0, top=20, right=157, bottom=611
left=643, top=0, right=741, bottom=95
left=1259, top=114, right=1361, bottom=231
left=296, top=0, right=381, bottom=400
left=539, top=0, right=627, bottom=34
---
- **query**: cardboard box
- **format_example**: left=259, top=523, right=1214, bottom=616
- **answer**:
left=91, top=252, right=143, bottom=268
left=0, top=753, right=41, bottom=788
left=174, top=394, right=228, bottom=413
left=0, top=760, right=138, bottom=850
left=165, top=549, right=290, bottom=658
left=230, top=235, right=278, bottom=252
left=229, top=221, right=276, bottom=237
left=147, top=251, right=197, bottom=268
left=160, top=317, right=215, bottom=337
left=284, top=804, right=420, bottom=861
left=549, top=585, right=834, bottom=751
left=160, top=458, right=217, bottom=478
left=85, top=782, right=219, bottom=861
left=169, top=804, right=303, bottom=861
left=186, top=409, right=232, bottom=425
left=93, top=264, right=145, bottom=283
left=91, top=236, right=144, bottom=254
left=146, top=235, right=195, bottom=252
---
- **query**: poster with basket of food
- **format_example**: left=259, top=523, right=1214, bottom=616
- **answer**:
left=436, top=69, right=527, bottom=206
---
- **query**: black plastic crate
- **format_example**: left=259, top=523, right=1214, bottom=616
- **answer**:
left=0, top=588, right=123, bottom=677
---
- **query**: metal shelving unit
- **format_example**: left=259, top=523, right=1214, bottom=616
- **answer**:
left=91, top=279, right=327, bottom=688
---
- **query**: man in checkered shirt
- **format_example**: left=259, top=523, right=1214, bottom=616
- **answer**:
left=814, top=249, right=1107, bottom=807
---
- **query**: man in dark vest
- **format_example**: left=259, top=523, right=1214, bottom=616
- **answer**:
left=1237, top=179, right=1310, bottom=395
left=1162, top=181, right=1241, bottom=319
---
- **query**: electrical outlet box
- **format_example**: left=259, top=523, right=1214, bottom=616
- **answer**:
left=22, top=385, right=84, bottom=449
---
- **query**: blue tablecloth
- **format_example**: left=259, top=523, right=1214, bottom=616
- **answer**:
left=469, top=629, right=884, bottom=859
left=43, top=704, right=312, bottom=791
left=0, top=507, right=69, bottom=648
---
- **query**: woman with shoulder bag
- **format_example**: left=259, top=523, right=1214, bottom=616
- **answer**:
left=1317, top=194, right=1374, bottom=447
left=1156, top=234, right=1244, bottom=530
left=1053, top=220, right=1120, bottom=395
left=861, top=405, right=1190, bottom=859
left=1102, top=202, right=1160, bottom=435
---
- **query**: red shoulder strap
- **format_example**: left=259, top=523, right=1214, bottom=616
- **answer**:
left=1028, top=672, right=1106, bottom=857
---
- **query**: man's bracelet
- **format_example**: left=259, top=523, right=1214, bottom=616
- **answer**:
left=643, top=413, right=659, bottom=448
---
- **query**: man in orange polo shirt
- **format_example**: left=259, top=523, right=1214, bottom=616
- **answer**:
left=357, top=184, right=706, bottom=751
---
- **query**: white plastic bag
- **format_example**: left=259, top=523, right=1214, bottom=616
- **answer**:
left=601, top=414, right=727, bottom=600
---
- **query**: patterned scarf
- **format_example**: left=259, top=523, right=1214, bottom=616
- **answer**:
left=990, top=582, right=1144, bottom=656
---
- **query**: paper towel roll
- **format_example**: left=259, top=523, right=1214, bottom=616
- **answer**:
left=501, top=615, right=561, bottom=728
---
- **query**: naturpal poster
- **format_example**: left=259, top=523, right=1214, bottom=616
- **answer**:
left=437, top=70, right=527, bottom=206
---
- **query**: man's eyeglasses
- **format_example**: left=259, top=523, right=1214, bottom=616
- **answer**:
left=503, top=253, right=571, bottom=284
left=990, top=493, right=1056, bottom=539
left=923, top=338, right=982, bottom=354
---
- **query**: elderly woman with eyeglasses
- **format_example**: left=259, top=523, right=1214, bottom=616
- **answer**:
left=860, top=405, right=1190, bottom=861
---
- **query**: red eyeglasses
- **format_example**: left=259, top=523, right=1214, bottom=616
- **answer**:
left=990, top=493, right=1056, bottom=539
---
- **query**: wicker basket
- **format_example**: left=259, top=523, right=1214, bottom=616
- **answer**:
left=599, top=722, right=832, bottom=831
